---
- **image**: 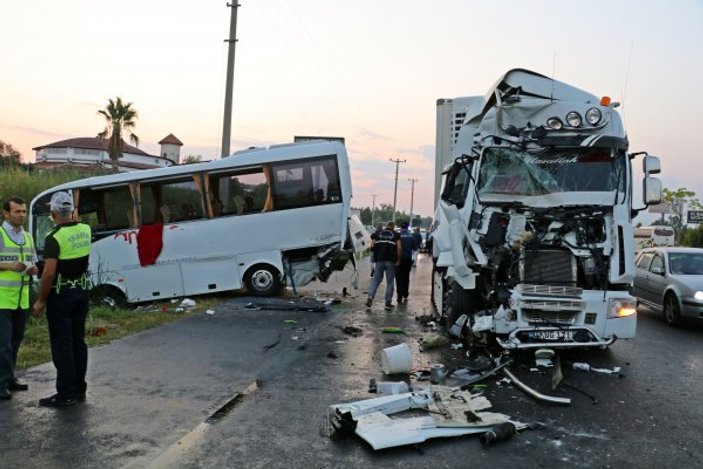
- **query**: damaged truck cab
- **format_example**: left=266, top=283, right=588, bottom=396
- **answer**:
left=433, top=69, right=662, bottom=349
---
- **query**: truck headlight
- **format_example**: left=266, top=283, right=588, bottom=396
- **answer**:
left=585, top=107, right=602, bottom=125
left=566, top=112, right=582, bottom=127
left=547, top=117, right=563, bottom=130
left=608, top=298, right=637, bottom=318
left=695, top=291, right=703, bottom=301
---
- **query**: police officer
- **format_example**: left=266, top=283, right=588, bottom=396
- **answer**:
left=32, top=192, right=91, bottom=408
left=0, top=197, right=38, bottom=401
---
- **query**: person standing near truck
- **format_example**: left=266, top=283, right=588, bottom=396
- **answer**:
left=395, top=222, right=418, bottom=303
left=32, top=192, right=92, bottom=408
left=0, top=197, right=38, bottom=401
left=366, top=221, right=400, bottom=310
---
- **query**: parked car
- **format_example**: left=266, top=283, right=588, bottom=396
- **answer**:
left=633, top=247, right=703, bottom=326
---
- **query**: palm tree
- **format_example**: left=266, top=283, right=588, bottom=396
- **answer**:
left=97, top=97, right=139, bottom=170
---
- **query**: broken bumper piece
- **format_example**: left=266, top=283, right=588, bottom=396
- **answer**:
left=495, top=327, right=616, bottom=350
left=329, top=386, right=516, bottom=450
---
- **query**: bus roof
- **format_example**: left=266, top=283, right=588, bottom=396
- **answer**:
left=32, top=140, right=347, bottom=199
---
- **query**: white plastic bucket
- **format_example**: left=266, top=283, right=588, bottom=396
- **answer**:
left=381, top=343, right=413, bottom=374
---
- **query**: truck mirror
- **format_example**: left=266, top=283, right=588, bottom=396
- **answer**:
left=643, top=155, right=661, bottom=175
left=643, top=177, right=662, bottom=205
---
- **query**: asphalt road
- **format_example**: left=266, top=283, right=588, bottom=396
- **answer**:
left=1, top=255, right=701, bottom=469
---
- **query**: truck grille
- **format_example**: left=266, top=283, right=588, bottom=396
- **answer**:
left=521, top=249, right=576, bottom=285
left=522, top=310, right=578, bottom=325
left=517, top=284, right=583, bottom=298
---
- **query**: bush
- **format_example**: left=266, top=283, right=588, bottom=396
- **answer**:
left=682, top=225, right=703, bottom=247
left=0, top=166, right=108, bottom=205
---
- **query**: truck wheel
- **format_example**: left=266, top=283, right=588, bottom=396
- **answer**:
left=245, top=264, right=281, bottom=297
left=91, top=285, right=127, bottom=308
left=444, top=280, right=472, bottom=329
left=663, top=292, right=682, bottom=327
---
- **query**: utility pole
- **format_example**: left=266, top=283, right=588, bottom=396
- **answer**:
left=371, top=194, right=377, bottom=228
left=221, top=1, right=240, bottom=158
left=408, top=178, right=418, bottom=227
left=389, top=158, right=406, bottom=223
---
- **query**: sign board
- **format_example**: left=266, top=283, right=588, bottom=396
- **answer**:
left=649, top=203, right=672, bottom=214
left=688, top=210, right=703, bottom=224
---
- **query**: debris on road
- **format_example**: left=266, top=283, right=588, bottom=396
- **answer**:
left=342, top=325, right=363, bottom=336
left=328, top=385, right=520, bottom=449
left=382, top=326, right=405, bottom=334
left=245, top=298, right=329, bottom=312
left=180, top=298, right=196, bottom=307
left=503, top=368, right=571, bottom=405
left=419, top=333, right=449, bottom=350
left=381, top=343, right=413, bottom=374
left=480, top=421, right=516, bottom=446
left=205, top=310, right=215, bottom=315
left=572, top=362, right=622, bottom=375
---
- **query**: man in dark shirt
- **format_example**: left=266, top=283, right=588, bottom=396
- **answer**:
left=366, top=222, right=401, bottom=310
left=395, top=222, right=419, bottom=304
left=32, top=191, right=91, bottom=408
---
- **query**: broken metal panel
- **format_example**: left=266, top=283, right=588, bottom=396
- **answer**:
left=329, top=386, right=514, bottom=450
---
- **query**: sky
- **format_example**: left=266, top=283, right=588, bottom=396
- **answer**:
left=1, top=0, right=702, bottom=219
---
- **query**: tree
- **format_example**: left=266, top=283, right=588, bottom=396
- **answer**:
left=182, top=155, right=204, bottom=164
left=662, top=187, right=702, bottom=242
left=682, top=225, right=703, bottom=248
left=97, top=97, right=139, bottom=170
left=0, top=140, right=21, bottom=165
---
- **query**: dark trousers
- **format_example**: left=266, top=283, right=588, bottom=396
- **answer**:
left=46, top=288, right=90, bottom=398
left=395, top=257, right=413, bottom=299
left=0, top=307, right=28, bottom=390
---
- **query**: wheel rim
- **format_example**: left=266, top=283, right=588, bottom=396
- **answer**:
left=251, top=269, right=274, bottom=291
left=665, top=296, right=676, bottom=322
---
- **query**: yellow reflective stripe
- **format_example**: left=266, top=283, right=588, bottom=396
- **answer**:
left=0, top=246, right=23, bottom=253
left=0, top=255, right=20, bottom=261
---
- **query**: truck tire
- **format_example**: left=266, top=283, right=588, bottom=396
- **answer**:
left=444, top=280, right=472, bottom=329
left=245, top=264, right=282, bottom=297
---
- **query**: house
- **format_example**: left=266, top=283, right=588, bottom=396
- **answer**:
left=32, top=134, right=183, bottom=172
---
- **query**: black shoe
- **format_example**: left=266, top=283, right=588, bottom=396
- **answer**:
left=385, top=303, right=393, bottom=310
left=39, top=394, right=76, bottom=408
left=365, top=298, right=372, bottom=308
left=0, top=389, right=11, bottom=400
left=75, top=392, right=86, bottom=402
left=8, top=379, right=28, bottom=391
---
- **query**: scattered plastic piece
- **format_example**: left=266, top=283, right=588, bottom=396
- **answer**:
left=205, top=310, right=215, bottom=315
left=284, top=319, right=298, bottom=325
left=174, top=307, right=184, bottom=313
left=180, top=298, right=196, bottom=307
left=382, top=327, right=405, bottom=334
left=450, top=343, right=463, bottom=350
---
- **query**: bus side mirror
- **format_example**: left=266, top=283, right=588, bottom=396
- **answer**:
left=643, top=155, right=661, bottom=175
left=643, top=177, right=662, bottom=205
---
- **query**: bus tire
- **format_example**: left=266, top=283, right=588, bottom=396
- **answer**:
left=91, top=285, right=127, bottom=308
left=245, top=264, right=282, bottom=297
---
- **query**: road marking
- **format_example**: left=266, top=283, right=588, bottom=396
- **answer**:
left=141, top=380, right=260, bottom=468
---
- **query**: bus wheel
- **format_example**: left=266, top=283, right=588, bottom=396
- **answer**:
left=91, top=285, right=127, bottom=308
left=245, top=264, right=281, bottom=297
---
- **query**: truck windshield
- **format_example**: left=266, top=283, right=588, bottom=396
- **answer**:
left=477, top=147, right=625, bottom=196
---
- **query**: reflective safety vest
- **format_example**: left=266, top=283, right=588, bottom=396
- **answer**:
left=50, top=223, right=91, bottom=293
left=0, top=226, right=35, bottom=310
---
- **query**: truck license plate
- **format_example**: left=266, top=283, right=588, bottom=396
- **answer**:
left=530, top=330, right=573, bottom=341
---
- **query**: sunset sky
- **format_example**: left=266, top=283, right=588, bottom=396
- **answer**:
left=2, top=0, right=701, bottom=218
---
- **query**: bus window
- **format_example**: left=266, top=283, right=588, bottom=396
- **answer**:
left=76, top=185, right=133, bottom=236
left=271, top=156, right=341, bottom=210
left=208, top=168, right=269, bottom=216
left=141, top=177, right=204, bottom=224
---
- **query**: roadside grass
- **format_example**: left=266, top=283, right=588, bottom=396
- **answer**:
left=17, top=297, right=222, bottom=370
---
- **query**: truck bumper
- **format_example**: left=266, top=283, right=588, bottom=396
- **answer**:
left=495, top=327, right=617, bottom=350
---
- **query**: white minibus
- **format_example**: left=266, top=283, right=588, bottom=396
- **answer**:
left=633, top=225, right=675, bottom=252
left=30, top=141, right=370, bottom=304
